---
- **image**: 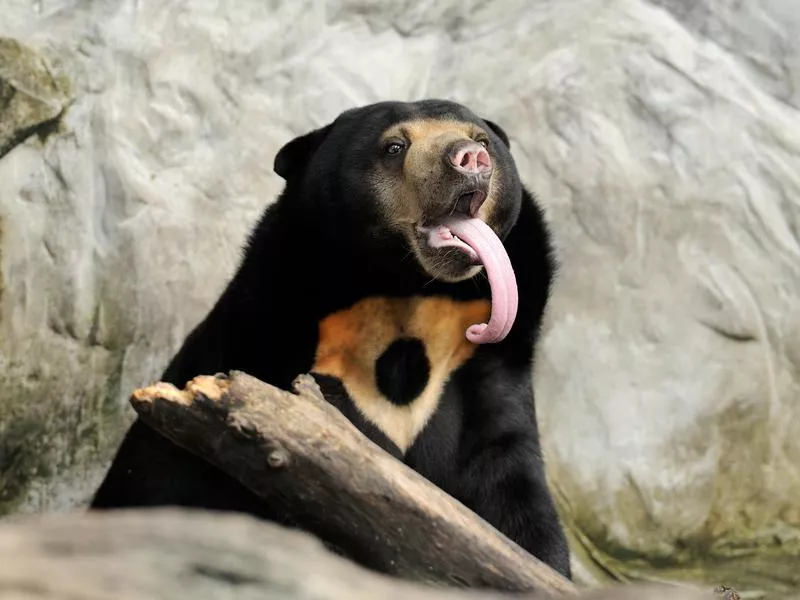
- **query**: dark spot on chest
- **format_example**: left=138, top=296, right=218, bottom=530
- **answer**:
left=375, top=337, right=430, bottom=406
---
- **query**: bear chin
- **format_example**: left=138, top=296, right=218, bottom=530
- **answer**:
left=413, top=243, right=484, bottom=283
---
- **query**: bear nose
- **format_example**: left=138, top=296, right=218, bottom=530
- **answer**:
left=448, top=141, right=492, bottom=176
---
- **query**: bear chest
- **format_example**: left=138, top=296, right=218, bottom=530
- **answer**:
left=311, top=296, right=490, bottom=453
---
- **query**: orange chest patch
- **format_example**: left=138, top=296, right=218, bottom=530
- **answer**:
left=312, top=296, right=490, bottom=452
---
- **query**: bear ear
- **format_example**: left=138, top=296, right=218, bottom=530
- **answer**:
left=273, top=123, right=333, bottom=181
left=482, top=118, right=511, bottom=149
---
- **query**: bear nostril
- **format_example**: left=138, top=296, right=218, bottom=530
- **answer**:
left=476, top=149, right=490, bottom=170
left=449, top=143, right=492, bottom=175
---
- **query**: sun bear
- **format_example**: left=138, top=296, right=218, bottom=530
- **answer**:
left=90, top=99, right=572, bottom=580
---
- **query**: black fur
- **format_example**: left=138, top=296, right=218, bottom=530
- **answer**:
left=375, top=338, right=430, bottom=406
left=90, top=99, right=571, bottom=580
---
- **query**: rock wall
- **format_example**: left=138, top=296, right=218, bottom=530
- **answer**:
left=1, top=1, right=799, bottom=598
left=0, top=508, right=713, bottom=600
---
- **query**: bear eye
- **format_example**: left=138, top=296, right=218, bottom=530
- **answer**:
left=476, top=137, right=490, bottom=148
left=385, top=141, right=406, bottom=156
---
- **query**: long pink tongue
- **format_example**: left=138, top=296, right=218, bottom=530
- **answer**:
left=439, top=216, right=518, bottom=344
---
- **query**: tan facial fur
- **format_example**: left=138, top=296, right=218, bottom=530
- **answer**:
left=312, top=296, right=491, bottom=452
left=371, top=119, right=504, bottom=231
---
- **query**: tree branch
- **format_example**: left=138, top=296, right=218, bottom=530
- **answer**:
left=129, top=370, right=575, bottom=595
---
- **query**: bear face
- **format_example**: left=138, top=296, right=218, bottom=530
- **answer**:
left=274, top=99, right=521, bottom=285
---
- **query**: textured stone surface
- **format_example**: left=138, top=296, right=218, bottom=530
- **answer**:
left=1, top=0, right=799, bottom=597
left=0, top=508, right=712, bottom=600
left=650, top=0, right=800, bottom=110
left=0, top=37, right=71, bottom=160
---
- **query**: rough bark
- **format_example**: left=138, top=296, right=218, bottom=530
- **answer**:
left=0, top=508, right=713, bottom=600
left=128, top=370, right=575, bottom=594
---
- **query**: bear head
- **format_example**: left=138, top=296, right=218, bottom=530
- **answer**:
left=273, top=99, right=522, bottom=284
left=272, top=99, right=524, bottom=343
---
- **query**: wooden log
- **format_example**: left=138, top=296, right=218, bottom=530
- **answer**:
left=0, top=508, right=714, bottom=600
left=128, top=370, right=575, bottom=595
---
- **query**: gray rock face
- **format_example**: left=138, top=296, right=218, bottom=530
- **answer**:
left=0, top=508, right=712, bottom=600
left=650, top=0, right=800, bottom=110
left=1, top=0, right=799, bottom=597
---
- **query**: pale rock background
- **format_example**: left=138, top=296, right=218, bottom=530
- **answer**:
left=2, top=0, right=800, bottom=598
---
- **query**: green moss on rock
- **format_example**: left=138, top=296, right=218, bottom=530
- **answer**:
left=0, top=349, right=130, bottom=515
left=558, top=498, right=800, bottom=600
left=0, top=37, right=72, bottom=160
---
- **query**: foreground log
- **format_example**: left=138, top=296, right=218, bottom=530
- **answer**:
left=0, top=508, right=712, bottom=600
left=128, top=370, right=574, bottom=595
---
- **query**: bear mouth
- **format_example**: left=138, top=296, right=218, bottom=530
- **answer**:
left=453, top=189, right=487, bottom=218
left=413, top=215, right=518, bottom=345
left=416, top=186, right=488, bottom=262
left=418, top=222, right=480, bottom=264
